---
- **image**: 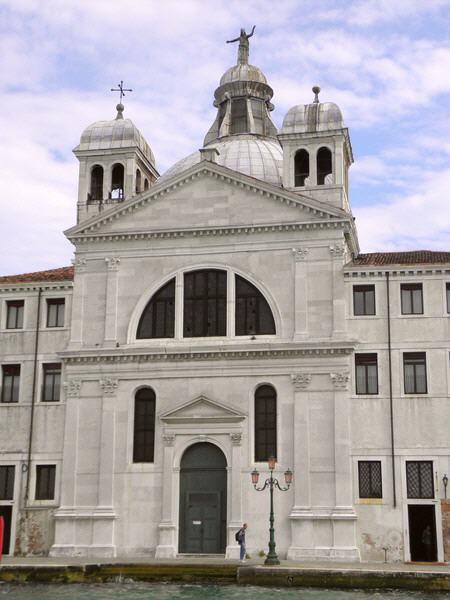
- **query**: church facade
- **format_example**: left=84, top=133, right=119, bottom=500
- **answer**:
left=1, top=33, right=449, bottom=563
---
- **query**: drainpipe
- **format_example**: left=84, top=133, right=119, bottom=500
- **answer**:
left=24, top=287, right=42, bottom=505
left=386, top=272, right=396, bottom=508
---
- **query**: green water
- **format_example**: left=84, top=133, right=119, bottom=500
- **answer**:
left=1, top=583, right=449, bottom=599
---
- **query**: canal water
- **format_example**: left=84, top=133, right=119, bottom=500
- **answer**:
left=1, top=583, right=449, bottom=599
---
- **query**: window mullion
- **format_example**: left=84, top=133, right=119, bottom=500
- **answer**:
left=175, top=272, right=183, bottom=339
left=227, top=270, right=234, bottom=337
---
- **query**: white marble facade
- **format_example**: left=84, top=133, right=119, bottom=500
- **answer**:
left=0, top=34, right=449, bottom=563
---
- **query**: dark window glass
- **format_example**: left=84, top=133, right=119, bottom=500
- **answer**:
left=1, top=365, right=20, bottom=403
left=401, top=283, right=423, bottom=314
left=46, top=299, right=65, bottom=327
left=403, top=352, right=427, bottom=394
left=135, top=168, right=142, bottom=193
left=111, top=163, right=124, bottom=199
left=355, top=354, right=378, bottom=394
left=251, top=99, right=264, bottom=135
left=235, top=275, right=275, bottom=336
left=294, top=149, right=309, bottom=187
left=183, top=270, right=227, bottom=337
left=35, top=465, right=56, bottom=500
left=446, top=283, right=450, bottom=313
left=0, top=466, right=15, bottom=500
left=231, top=98, right=248, bottom=134
left=406, top=461, right=434, bottom=499
left=353, top=285, right=375, bottom=316
left=358, top=461, right=382, bottom=498
left=6, top=300, right=24, bottom=329
left=137, top=279, right=175, bottom=339
left=90, top=165, right=103, bottom=201
left=42, top=363, right=61, bottom=402
left=317, top=147, right=332, bottom=185
left=255, top=385, right=277, bottom=462
left=133, top=388, right=156, bottom=463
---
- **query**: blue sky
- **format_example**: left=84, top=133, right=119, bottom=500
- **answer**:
left=1, top=0, right=450, bottom=275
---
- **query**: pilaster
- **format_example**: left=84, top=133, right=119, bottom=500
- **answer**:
left=104, top=257, right=120, bottom=344
left=329, top=244, right=346, bottom=336
left=292, top=247, right=308, bottom=339
left=155, top=433, right=177, bottom=558
left=226, top=432, right=243, bottom=559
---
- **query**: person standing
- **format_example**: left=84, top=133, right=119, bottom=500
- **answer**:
left=237, top=523, right=247, bottom=561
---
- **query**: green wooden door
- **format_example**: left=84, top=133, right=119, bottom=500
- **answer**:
left=179, top=443, right=227, bottom=554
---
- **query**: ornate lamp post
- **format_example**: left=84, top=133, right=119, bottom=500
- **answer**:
left=251, top=456, right=293, bottom=565
left=443, top=474, right=448, bottom=499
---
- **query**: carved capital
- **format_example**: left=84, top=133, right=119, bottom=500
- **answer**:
left=63, top=379, right=81, bottom=398
left=105, top=257, right=121, bottom=271
left=99, top=378, right=118, bottom=396
left=292, top=247, right=308, bottom=261
left=230, top=432, right=242, bottom=446
left=71, top=258, right=87, bottom=272
left=291, top=373, right=312, bottom=390
left=163, top=434, right=175, bottom=447
left=330, top=371, right=350, bottom=390
left=329, top=244, right=346, bottom=258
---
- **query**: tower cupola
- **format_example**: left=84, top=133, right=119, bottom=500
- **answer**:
left=278, top=87, right=353, bottom=211
left=73, top=101, right=159, bottom=224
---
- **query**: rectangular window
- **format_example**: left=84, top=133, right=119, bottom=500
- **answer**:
left=403, top=352, right=427, bottom=394
left=1, top=365, right=20, bottom=403
left=406, top=461, right=434, bottom=499
left=42, top=363, right=61, bottom=402
left=446, top=283, right=450, bottom=313
left=46, top=299, right=65, bottom=327
left=355, top=354, right=378, bottom=394
left=401, top=283, right=423, bottom=314
left=353, top=285, right=375, bottom=316
left=183, top=270, right=227, bottom=337
left=230, top=98, right=248, bottom=134
left=6, top=300, right=24, bottom=329
left=358, top=461, right=382, bottom=498
left=35, top=465, right=56, bottom=500
left=0, top=466, right=15, bottom=500
left=133, top=393, right=156, bottom=463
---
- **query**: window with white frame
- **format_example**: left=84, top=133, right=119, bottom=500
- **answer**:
left=6, top=300, right=24, bottom=329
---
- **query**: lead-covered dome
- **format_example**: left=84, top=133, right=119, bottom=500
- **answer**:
left=160, top=136, right=283, bottom=187
left=220, top=63, right=267, bottom=86
left=75, top=103, right=155, bottom=166
left=280, top=88, right=345, bottom=134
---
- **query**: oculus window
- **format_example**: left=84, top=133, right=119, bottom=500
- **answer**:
left=137, top=270, right=276, bottom=339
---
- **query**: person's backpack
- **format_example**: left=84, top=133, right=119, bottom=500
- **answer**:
left=235, top=529, right=241, bottom=542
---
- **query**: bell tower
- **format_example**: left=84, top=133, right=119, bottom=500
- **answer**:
left=278, top=86, right=353, bottom=212
left=73, top=102, right=159, bottom=224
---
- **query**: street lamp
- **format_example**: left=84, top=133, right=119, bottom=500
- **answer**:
left=251, top=457, right=293, bottom=566
left=443, top=474, right=448, bottom=499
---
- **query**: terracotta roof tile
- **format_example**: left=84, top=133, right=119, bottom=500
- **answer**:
left=350, top=251, right=450, bottom=267
left=0, top=266, right=74, bottom=284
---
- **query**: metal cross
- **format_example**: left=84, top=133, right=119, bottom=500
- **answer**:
left=110, top=80, right=132, bottom=103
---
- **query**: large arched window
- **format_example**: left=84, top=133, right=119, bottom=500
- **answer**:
left=137, top=279, right=175, bottom=339
left=133, top=387, right=156, bottom=462
left=255, top=385, right=277, bottom=462
left=317, top=147, right=332, bottom=185
left=184, top=269, right=227, bottom=337
left=235, top=275, right=275, bottom=335
left=90, top=165, right=103, bottom=201
left=111, top=163, right=125, bottom=199
left=294, top=149, right=309, bottom=187
left=144, top=178, right=149, bottom=191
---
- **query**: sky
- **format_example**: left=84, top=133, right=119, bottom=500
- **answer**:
left=1, top=0, right=450, bottom=276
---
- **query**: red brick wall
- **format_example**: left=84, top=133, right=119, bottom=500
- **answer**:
left=441, top=500, right=450, bottom=563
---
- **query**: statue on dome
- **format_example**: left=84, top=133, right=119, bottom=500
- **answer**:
left=227, top=26, right=256, bottom=65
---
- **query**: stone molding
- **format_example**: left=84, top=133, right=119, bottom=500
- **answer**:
left=62, top=345, right=354, bottom=365
left=105, top=257, right=121, bottom=271
left=329, top=244, right=346, bottom=258
left=72, top=258, right=87, bottom=272
left=230, top=432, right=242, bottom=446
left=162, top=434, right=175, bottom=447
left=99, top=378, right=119, bottom=396
left=344, top=268, right=450, bottom=278
left=330, top=371, right=350, bottom=390
left=0, top=282, right=73, bottom=292
left=292, top=247, right=309, bottom=261
left=63, top=379, right=82, bottom=397
left=291, top=373, right=312, bottom=390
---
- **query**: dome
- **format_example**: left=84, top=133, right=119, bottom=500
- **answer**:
left=75, top=104, right=155, bottom=166
left=160, top=136, right=283, bottom=187
left=219, top=63, right=267, bottom=86
left=280, top=101, right=344, bottom=135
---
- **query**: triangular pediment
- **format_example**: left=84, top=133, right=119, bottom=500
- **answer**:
left=160, top=394, right=246, bottom=424
left=65, top=160, right=349, bottom=241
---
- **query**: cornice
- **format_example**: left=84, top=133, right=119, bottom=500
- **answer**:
left=344, top=267, right=450, bottom=278
left=65, top=162, right=349, bottom=241
left=60, top=343, right=355, bottom=365
left=0, top=282, right=73, bottom=293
